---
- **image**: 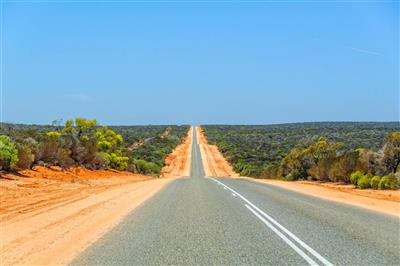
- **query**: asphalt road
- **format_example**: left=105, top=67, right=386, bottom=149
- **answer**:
left=72, top=129, right=400, bottom=265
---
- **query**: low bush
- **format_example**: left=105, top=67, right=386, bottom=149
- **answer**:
left=285, top=170, right=302, bottom=181
left=55, top=148, right=75, bottom=169
left=16, top=143, right=35, bottom=169
left=357, top=174, right=372, bottom=189
left=104, top=152, right=129, bottom=171
left=350, top=171, right=364, bottom=186
left=0, top=135, right=18, bottom=171
left=89, top=152, right=108, bottom=170
left=370, top=176, right=381, bottom=189
left=379, top=173, right=399, bottom=190
left=134, top=159, right=161, bottom=175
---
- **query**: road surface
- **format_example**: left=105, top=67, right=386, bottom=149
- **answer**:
left=72, top=128, right=400, bottom=265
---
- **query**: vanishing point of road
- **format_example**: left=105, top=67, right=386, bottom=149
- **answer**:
left=72, top=128, right=400, bottom=265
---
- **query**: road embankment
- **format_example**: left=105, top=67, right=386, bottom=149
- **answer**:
left=161, top=126, right=193, bottom=177
left=196, top=127, right=238, bottom=177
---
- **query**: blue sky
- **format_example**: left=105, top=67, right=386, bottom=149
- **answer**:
left=2, top=1, right=398, bottom=125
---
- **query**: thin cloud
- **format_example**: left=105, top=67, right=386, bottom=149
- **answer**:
left=349, top=47, right=383, bottom=57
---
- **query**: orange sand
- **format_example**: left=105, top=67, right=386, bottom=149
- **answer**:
left=196, top=127, right=238, bottom=177
left=0, top=169, right=173, bottom=265
left=161, top=127, right=193, bottom=177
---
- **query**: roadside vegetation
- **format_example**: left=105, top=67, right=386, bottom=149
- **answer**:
left=202, top=123, right=400, bottom=189
left=0, top=119, right=189, bottom=175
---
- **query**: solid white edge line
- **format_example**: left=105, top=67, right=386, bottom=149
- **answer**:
left=245, top=204, right=319, bottom=266
left=210, top=177, right=334, bottom=266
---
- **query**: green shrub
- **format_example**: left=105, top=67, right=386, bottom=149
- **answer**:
left=357, top=174, right=372, bottom=189
left=379, top=176, right=389, bottom=190
left=55, top=148, right=75, bottom=169
left=370, top=176, right=381, bottom=189
left=350, top=171, right=364, bottom=185
left=0, top=135, right=18, bottom=171
left=134, top=159, right=160, bottom=175
left=379, top=173, right=399, bottom=190
left=285, top=170, right=302, bottom=181
left=16, top=143, right=35, bottom=169
left=104, top=152, right=128, bottom=171
left=89, top=152, right=108, bottom=170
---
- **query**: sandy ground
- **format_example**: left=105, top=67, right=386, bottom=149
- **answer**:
left=0, top=167, right=175, bottom=265
left=161, top=127, right=193, bottom=177
left=1, top=126, right=195, bottom=266
left=197, top=127, right=400, bottom=217
left=196, top=127, right=238, bottom=177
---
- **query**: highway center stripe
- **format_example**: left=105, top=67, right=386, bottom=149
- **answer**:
left=209, top=178, right=334, bottom=266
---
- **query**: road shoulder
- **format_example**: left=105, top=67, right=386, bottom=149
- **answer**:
left=239, top=177, right=400, bottom=217
left=0, top=169, right=176, bottom=265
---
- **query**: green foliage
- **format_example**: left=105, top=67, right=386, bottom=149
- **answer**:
left=103, top=152, right=129, bottom=171
left=16, top=143, right=35, bottom=169
left=0, top=121, right=189, bottom=175
left=379, top=173, right=399, bottom=190
left=328, top=151, right=359, bottom=183
left=121, top=126, right=189, bottom=175
left=308, top=159, right=334, bottom=181
left=203, top=123, right=397, bottom=179
left=63, top=118, right=97, bottom=136
left=36, top=133, right=62, bottom=165
left=285, top=170, right=302, bottom=181
left=0, top=135, right=18, bottom=171
left=357, top=149, right=383, bottom=176
left=133, top=159, right=161, bottom=175
left=370, top=176, right=381, bottom=190
left=203, top=124, right=399, bottom=189
left=350, top=171, right=364, bottom=185
left=280, top=146, right=309, bottom=180
left=357, top=174, right=372, bottom=189
left=46, top=131, right=62, bottom=139
left=260, top=165, right=280, bottom=179
left=279, top=138, right=342, bottom=181
left=382, top=132, right=400, bottom=173
left=94, top=127, right=123, bottom=152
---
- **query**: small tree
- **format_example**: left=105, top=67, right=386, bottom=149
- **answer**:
left=328, top=151, right=359, bottom=183
left=280, top=137, right=342, bottom=180
left=36, top=132, right=62, bottom=165
left=357, top=149, right=382, bottom=176
left=382, top=132, right=400, bottom=173
left=308, top=159, right=332, bottom=181
left=63, top=118, right=98, bottom=165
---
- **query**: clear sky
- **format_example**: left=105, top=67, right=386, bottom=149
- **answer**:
left=2, top=1, right=398, bottom=125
